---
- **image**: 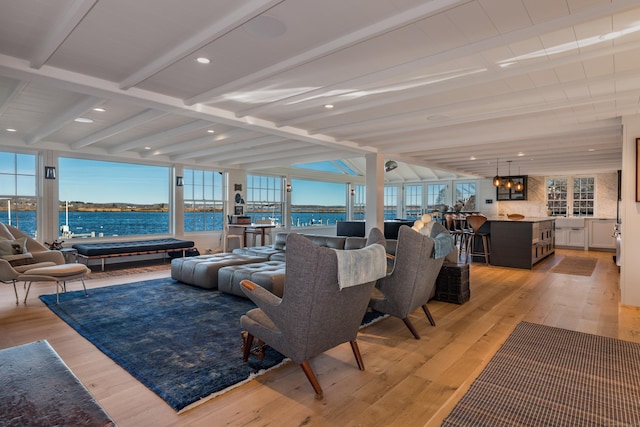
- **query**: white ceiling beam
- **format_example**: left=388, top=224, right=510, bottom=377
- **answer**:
left=119, top=0, right=284, bottom=90
left=304, top=38, right=640, bottom=135
left=316, top=73, right=640, bottom=139
left=71, top=109, right=167, bottom=149
left=0, top=54, right=376, bottom=157
left=108, top=119, right=213, bottom=153
left=172, top=135, right=285, bottom=161
left=141, top=128, right=256, bottom=158
left=237, top=147, right=354, bottom=169
left=27, top=95, right=103, bottom=145
left=0, top=79, right=28, bottom=116
left=255, top=0, right=640, bottom=122
left=186, top=0, right=471, bottom=106
left=29, top=0, right=98, bottom=69
left=199, top=140, right=301, bottom=164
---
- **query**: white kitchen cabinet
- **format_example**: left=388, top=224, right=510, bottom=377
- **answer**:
left=588, top=219, right=616, bottom=249
left=554, top=217, right=586, bottom=249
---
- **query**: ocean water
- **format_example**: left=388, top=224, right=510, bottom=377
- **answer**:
left=2, top=210, right=397, bottom=239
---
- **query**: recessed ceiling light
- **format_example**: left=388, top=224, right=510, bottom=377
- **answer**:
left=324, top=104, right=334, bottom=109
left=6, top=128, right=17, bottom=132
left=469, top=156, right=477, bottom=160
left=588, top=148, right=595, bottom=152
left=207, top=129, right=215, bottom=133
left=499, top=62, right=517, bottom=68
left=196, top=57, right=210, bottom=64
left=93, top=107, right=106, bottom=112
left=517, top=152, right=525, bottom=156
left=74, top=117, right=93, bottom=123
left=144, top=146, right=151, bottom=150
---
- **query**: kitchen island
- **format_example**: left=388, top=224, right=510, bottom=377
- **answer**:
left=480, top=217, right=555, bottom=269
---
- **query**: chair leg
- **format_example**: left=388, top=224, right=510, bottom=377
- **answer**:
left=349, top=340, right=365, bottom=371
left=11, top=280, right=18, bottom=305
left=300, top=360, right=323, bottom=398
left=80, top=278, right=88, bottom=297
left=402, top=317, right=421, bottom=339
left=241, top=332, right=254, bottom=362
left=422, top=304, right=436, bottom=326
left=23, top=281, right=32, bottom=304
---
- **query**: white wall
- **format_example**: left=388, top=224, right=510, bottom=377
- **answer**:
left=621, top=117, right=640, bottom=307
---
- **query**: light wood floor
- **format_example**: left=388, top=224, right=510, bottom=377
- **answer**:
left=1, top=249, right=638, bottom=427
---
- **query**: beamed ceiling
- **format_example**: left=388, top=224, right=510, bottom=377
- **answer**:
left=0, top=0, right=635, bottom=182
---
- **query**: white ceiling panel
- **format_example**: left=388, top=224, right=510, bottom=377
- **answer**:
left=0, top=0, right=636, bottom=179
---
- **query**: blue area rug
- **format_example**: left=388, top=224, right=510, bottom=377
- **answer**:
left=40, top=278, right=384, bottom=413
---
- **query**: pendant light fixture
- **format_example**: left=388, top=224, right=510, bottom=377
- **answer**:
left=505, top=161, right=514, bottom=189
left=492, top=158, right=502, bottom=187
left=514, top=166, right=524, bottom=192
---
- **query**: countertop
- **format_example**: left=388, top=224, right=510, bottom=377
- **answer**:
left=484, top=217, right=555, bottom=223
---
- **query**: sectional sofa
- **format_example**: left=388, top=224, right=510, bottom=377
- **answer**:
left=171, top=229, right=392, bottom=296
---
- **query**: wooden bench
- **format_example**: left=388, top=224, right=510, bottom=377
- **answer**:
left=72, top=238, right=195, bottom=271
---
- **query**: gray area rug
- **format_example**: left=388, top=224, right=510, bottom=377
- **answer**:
left=0, top=340, right=116, bottom=427
left=442, top=321, right=640, bottom=426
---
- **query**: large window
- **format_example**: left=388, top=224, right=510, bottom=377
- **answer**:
left=290, top=179, right=346, bottom=226
left=352, top=184, right=365, bottom=220
left=404, top=184, right=422, bottom=219
left=247, top=175, right=283, bottom=225
left=573, top=177, right=595, bottom=216
left=455, top=182, right=476, bottom=211
left=547, top=177, right=568, bottom=216
left=58, top=158, right=169, bottom=238
left=384, top=186, right=398, bottom=220
left=547, top=176, right=595, bottom=216
left=427, top=183, right=446, bottom=211
left=0, top=151, right=36, bottom=236
left=183, top=168, right=224, bottom=232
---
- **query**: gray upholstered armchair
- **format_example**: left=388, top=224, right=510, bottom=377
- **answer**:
left=240, top=231, right=387, bottom=398
left=369, top=225, right=446, bottom=339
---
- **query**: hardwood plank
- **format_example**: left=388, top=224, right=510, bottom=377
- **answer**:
left=0, top=249, right=632, bottom=427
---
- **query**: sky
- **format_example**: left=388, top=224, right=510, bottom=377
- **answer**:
left=57, top=158, right=349, bottom=206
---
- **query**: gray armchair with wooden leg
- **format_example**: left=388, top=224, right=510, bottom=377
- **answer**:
left=240, top=231, right=387, bottom=398
left=368, top=225, right=448, bottom=339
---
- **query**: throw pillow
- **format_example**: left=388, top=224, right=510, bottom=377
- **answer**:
left=0, top=237, right=28, bottom=256
left=3, top=252, right=34, bottom=267
left=0, top=223, right=14, bottom=240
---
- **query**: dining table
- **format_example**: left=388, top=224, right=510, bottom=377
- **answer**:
left=228, top=223, right=276, bottom=247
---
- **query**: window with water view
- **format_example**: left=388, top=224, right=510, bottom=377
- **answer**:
left=58, top=158, right=170, bottom=238
left=0, top=151, right=36, bottom=236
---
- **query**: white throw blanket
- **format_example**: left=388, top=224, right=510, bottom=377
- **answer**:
left=333, top=243, right=387, bottom=290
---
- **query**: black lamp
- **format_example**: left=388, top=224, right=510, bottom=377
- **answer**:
left=176, top=176, right=184, bottom=187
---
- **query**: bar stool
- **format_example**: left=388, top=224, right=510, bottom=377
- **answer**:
left=464, top=214, right=490, bottom=265
left=445, top=214, right=467, bottom=258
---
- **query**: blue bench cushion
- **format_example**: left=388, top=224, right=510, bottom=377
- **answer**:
left=73, top=238, right=194, bottom=257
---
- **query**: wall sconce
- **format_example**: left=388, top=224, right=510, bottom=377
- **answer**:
left=44, top=166, right=56, bottom=180
left=176, top=176, right=184, bottom=187
left=350, top=185, right=355, bottom=196
left=286, top=182, right=292, bottom=192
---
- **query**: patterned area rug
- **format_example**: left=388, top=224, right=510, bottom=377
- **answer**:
left=40, top=278, right=384, bottom=413
left=442, top=322, right=640, bottom=426
left=550, top=256, right=597, bottom=276
left=0, top=340, right=116, bottom=426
